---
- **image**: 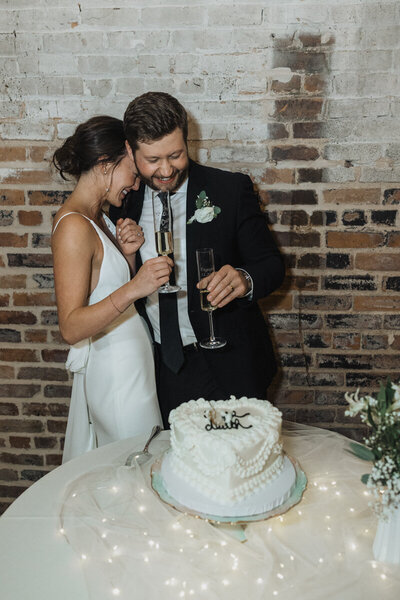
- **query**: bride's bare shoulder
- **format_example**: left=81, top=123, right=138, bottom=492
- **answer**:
left=52, top=209, right=92, bottom=233
left=51, top=210, right=97, bottom=254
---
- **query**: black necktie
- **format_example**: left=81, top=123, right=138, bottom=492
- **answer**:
left=158, top=192, right=184, bottom=374
left=159, top=191, right=170, bottom=232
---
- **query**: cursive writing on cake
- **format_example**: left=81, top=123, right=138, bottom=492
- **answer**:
left=204, top=409, right=253, bottom=431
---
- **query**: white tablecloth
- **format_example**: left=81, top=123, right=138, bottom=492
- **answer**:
left=1, top=424, right=399, bottom=600
left=0, top=434, right=158, bottom=600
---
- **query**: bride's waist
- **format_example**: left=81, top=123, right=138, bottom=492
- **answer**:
left=91, top=304, right=140, bottom=341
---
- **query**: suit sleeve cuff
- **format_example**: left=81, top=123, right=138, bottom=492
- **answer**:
left=236, top=268, right=253, bottom=300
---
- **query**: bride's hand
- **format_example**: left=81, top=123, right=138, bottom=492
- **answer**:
left=132, top=256, right=173, bottom=298
left=116, top=218, right=144, bottom=255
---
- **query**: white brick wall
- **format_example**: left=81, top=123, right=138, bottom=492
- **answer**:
left=0, top=0, right=398, bottom=189
left=0, top=1, right=397, bottom=143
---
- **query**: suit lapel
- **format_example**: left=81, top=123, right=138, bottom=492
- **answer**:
left=126, top=183, right=145, bottom=223
left=186, top=161, right=209, bottom=309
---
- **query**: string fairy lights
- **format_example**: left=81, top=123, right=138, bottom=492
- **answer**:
left=57, top=436, right=399, bottom=599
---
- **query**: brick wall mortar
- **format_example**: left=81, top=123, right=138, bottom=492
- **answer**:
left=1, top=0, right=400, bottom=512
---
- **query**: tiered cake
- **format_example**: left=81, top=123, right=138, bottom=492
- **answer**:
left=161, top=396, right=296, bottom=517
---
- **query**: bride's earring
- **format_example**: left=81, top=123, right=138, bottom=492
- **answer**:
left=103, top=167, right=110, bottom=193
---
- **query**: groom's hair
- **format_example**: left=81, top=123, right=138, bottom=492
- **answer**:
left=124, top=92, right=188, bottom=150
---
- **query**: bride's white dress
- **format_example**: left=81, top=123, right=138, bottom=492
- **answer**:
left=53, top=212, right=162, bottom=463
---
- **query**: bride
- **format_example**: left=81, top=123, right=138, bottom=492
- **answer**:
left=52, top=115, right=171, bottom=462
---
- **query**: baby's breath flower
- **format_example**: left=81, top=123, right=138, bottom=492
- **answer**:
left=345, top=379, right=400, bottom=518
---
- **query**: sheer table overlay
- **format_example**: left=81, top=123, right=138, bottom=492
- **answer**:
left=1, top=424, right=400, bottom=599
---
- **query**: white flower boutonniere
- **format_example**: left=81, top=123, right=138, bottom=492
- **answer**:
left=187, top=190, right=221, bottom=224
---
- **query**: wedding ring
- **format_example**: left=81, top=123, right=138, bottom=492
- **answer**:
left=229, top=284, right=234, bottom=292
left=137, top=232, right=142, bottom=237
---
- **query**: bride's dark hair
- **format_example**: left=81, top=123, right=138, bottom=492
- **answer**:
left=53, top=116, right=126, bottom=180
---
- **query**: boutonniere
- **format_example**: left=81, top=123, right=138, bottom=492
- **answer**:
left=187, top=190, right=221, bottom=224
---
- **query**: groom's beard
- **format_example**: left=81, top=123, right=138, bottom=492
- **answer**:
left=134, top=164, right=189, bottom=193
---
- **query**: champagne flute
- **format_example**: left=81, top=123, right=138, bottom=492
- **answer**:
left=196, top=248, right=227, bottom=349
left=152, top=190, right=180, bottom=294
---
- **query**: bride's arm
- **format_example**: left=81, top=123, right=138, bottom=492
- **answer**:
left=52, top=215, right=171, bottom=345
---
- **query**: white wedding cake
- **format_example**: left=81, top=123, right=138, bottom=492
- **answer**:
left=161, top=396, right=297, bottom=517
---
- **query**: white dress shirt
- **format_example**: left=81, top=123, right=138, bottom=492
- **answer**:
left=138, top=179, right=197, bottom=346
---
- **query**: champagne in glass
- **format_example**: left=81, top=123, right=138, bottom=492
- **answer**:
left=196, top=248, right=226, bottom=349
left=152, top=191, right=180, bottom=294
left=200, top=289, right=217, bottom=312
left=155, top=231, right=173, bottom=256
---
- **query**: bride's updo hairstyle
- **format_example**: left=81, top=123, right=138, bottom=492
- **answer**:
left=53, top=116, right=126, bottom=180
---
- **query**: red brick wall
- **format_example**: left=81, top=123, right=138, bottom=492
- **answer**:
left=1, top=2, right=400, bottom=513
left=0, top=185, right=71, bottom=512
left=259, top=34, right=400, bottom=435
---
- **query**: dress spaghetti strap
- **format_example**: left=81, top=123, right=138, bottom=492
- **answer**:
left=52, top=211, right=92, bottom=235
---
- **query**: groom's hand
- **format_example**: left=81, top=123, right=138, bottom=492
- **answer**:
left=197, top=265, right=250, bottom=308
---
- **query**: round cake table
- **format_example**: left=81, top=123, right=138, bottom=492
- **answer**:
left=0, top=423, right=399, bottom=600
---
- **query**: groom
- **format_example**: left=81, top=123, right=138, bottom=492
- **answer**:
left=110, top=92, right=285, bottom=427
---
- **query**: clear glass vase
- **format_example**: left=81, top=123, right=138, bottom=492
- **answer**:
left=373, top=505, right=400, bottom=564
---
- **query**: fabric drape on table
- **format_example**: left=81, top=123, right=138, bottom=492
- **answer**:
left=59, top=423, right=400, bottom=599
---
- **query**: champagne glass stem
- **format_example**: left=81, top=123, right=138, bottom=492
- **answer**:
left=196, top=248, right=226, bottom=350
left=208, top=311, right=216, bottom=343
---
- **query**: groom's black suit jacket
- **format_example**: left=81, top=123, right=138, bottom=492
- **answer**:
left=110, top=160, right=285, bottom=398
